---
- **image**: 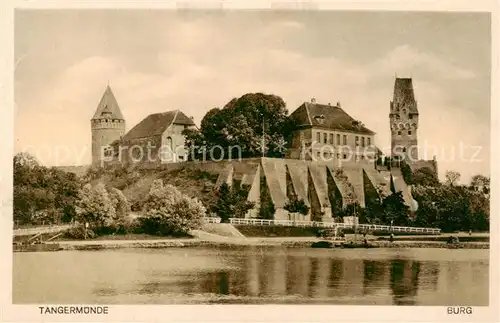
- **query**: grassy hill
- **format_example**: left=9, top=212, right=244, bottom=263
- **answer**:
left=85, top=165, right=220, bottom=213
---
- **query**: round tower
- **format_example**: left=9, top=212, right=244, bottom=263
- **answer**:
left=91, top=85, right=126, bottom=166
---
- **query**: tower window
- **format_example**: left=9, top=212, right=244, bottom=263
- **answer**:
left=408, top=130, right=412, bottom=135
left=397, top=131, right=401, bottom=135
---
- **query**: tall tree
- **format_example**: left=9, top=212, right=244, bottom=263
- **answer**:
left=184, top=93, right=298, bottom=160
left=445, top=171, right=461, bottom=186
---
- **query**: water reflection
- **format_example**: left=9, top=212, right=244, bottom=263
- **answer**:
left=193, top=248, right=438, bottom=302
left=13, top=247, right=489, bottom=305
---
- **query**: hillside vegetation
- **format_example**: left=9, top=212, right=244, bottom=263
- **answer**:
left=84, top=165, right=220, bottom=214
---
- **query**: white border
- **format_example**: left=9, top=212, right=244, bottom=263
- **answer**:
left=1, top=0, right=499, bottom=322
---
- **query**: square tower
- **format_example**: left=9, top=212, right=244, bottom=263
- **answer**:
left=389, top=78, right=419, bottom=161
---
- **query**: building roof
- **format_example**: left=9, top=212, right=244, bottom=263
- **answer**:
left=122, top=109, right=195, bottom=141
left=392, top=78, right=418, bottom=113
left=92, top=85, right=125, bottom=120
left=289, top=101, right=375, bottom=135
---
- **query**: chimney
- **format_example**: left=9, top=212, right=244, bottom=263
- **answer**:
left=311, top=98, right=316, bottom=104
left=337, top=101, right=341, bottom=108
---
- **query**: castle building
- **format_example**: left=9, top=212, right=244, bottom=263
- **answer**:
left=91, top=86, right=126, bottom=166
left=118, top=110, right=196, bottom=165
left=287, top=98, right=378, bottom=163
left=389, top=78, right=419, bottom=161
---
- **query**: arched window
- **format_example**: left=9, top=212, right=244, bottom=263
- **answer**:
left=166, top=137, right=173, bottom=152
left=403, top=147, right=407, bottom=152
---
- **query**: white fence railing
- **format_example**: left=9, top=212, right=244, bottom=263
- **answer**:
left=203, top=217, right=222, bottom=224
left=226, top=218, right=441, bottom=234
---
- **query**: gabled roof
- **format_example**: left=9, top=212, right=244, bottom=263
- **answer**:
left=289, top=101, right=375, bottom=135
left=392, top=77, right=418, bottom=113
left=92, top=85, right=125, bottom=120
left=122, top=109, right=195, bottom=141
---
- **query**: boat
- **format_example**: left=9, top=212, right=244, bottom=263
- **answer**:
left=13, top=243, right=63, bottom=252
left=311, top=241, right=335, bottom=249
left=341, top=241, right=377, bottom=249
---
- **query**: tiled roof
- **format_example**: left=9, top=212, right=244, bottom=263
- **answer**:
left=289, top=101, right=375, bottom=135
left=122, top=109, right=195, bottom=141
left=392, top=78, right=418, bottom=113
left=92, top=86, right=125, bottom=120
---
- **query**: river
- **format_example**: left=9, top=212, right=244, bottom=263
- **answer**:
left=13, top=246, right=489, bottom=305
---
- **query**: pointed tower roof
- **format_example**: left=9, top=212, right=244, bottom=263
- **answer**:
left=92, top=85, right=124, bottom=120
left=393, top=77, right=418, bottom=113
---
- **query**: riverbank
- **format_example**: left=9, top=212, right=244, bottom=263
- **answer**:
left=50, top=237, right=489, bottom=251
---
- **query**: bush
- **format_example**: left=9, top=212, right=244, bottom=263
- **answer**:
left=139, top=180, right=206, bottom=236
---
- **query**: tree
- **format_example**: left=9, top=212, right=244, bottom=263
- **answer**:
left=13, top=153, right=79, bottom=226
left=411, top=167, right=440, bottom=186
left=381, top=191, right=410, bottom=226
left=108, top=187, right=131, bottom=221
left=184, top=93, right=298, bottom=160
left=212, top=183, right=255, bottom=222
left=140, top=180, right=206, bottom=235
left=445, top=171, right=461, bottom=186
left=75, top=183, right=116, bottom=228
left=470, top=174, right=490, bottom=194
left=284, top=198, right=310, bottom=215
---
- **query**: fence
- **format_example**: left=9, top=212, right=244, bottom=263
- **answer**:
left=203, top=217, right=222, bottom=224
left=226, top=218, right=441, bottom=234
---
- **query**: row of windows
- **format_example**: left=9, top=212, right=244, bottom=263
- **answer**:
left=393, top=114, right=414, bottom=120
left=316, top=151, right=370, bottom=160
left=394, top=130, right=413, bottom=135
left=93, top=119, right=124, bottom=123
left=315, top=132, right=371, bottom=147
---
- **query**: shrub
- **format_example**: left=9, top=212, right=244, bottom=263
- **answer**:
left=284, top=198, right=309, bottom=215
left=139, top=180, right=206, bottom=235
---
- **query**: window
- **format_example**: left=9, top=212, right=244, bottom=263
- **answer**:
left=323, top=133, right=327, bottom=144
left=361, top=156, right=365, bottom=160
left=396, top=115, right=400, bottom=120
left=323, top=152, right=329, bottom=158
left=402, top=147, right=407, bottom=152
left=409, top=115, right=413, bottom=119
left=329, top=134, right=334, bottom=144
left=403, top=109, right=407, bottom=114
left=343, top=135, right=347, bottom=145
left=367, top=137, right=371, bottom=146
left=355, top=136, right=359, bottom=146
left=336, top=134, right=341, bottom=145
left=361, top=137, right=365, bottom=147
left=397, top=131, right=401, bottom=135
left=316, top=132, right=321, bottom=143
left=408, top=130, right=412, bottom=135
left=317, top=152, right=321, bottom=158
left=343, top=154, right=347, bottom=159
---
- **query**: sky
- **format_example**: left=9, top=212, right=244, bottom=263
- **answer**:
left=14, top=10, right=491, bottom=183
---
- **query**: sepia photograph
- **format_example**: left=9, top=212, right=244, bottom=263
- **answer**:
left=2, top=1, right=498, bottom=321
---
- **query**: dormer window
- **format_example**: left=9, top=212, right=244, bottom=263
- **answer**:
left=314, top=115, right=325, bottom=125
